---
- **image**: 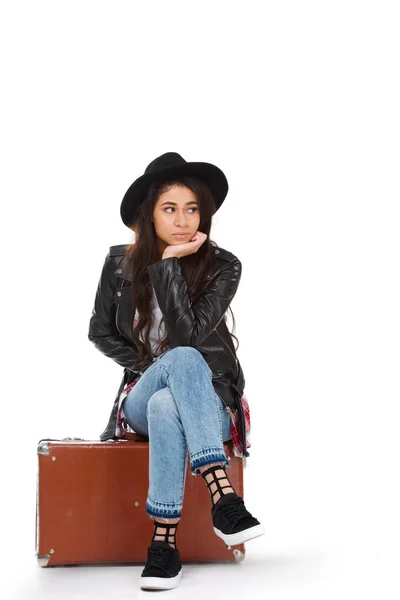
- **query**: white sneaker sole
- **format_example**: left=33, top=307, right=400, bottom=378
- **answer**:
left=213, top=523, right=266, bottom=545
left=140, top=568, right=182, bottom=590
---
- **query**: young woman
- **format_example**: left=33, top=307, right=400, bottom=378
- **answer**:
left=88, top=152, right=265, bottom=590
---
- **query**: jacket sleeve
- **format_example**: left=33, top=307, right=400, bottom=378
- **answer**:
left=147, top=256, right=242, bottom=347
left=88, top=251, right=139, bottom=370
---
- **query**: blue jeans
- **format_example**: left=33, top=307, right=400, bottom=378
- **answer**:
left=122, top=346, right=232, bottom=519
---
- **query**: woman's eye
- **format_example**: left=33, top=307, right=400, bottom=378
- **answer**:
left=165, top=207, right=198, bottom=213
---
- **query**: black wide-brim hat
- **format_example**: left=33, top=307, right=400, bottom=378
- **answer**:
left=120, top=152, right=229, bottom=228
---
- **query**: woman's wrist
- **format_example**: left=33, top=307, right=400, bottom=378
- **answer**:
left=162, top=252, right=177, bottom=259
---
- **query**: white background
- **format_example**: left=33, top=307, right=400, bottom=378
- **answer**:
left=1, top=1, right=399, bottom=597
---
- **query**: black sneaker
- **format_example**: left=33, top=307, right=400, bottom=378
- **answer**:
left=140, top=541, right=182, bottom=590
left=211, top=492, right=265, bottom=545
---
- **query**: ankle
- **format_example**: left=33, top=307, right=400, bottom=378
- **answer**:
left=152, top=518, right=180, bottom=550
left=200, top=463, right=236, bottom=506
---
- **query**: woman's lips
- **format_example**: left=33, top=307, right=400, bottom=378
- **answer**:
left=173, top=233, right=190, bottom=237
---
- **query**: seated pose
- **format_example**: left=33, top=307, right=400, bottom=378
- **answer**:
left=88, top=151, right=265, bottom=591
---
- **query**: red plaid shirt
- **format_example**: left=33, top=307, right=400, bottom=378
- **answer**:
left=116, top=376, right=251, bottom=460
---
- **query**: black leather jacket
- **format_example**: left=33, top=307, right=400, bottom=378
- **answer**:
left=88, top=243, right=249, bottom=457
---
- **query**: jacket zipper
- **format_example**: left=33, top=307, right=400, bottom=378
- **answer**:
left=214, top=326, right=238, bottom=367
left=211, top=317, right=238, bottom=418
left=115, top=304, right=124, bottom=337
left=115, top=276, right=132, bottom=338
left=214, top=388, right=234, bottom=417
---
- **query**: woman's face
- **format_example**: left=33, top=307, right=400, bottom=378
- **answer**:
left=152, top=184, right=201, bottom=255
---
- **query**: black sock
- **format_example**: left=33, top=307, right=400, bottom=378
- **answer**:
left=201, top=464, right=236, bottom=507
left=152, top=519, right=179, bottom=550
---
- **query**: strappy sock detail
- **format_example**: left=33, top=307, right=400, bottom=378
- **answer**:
left=152, top=519, right=179, bottom=550
left=201, top=464, right=236, bottom=506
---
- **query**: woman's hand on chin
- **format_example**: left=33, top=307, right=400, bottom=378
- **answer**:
left=162, top=231, right=208, bottom=259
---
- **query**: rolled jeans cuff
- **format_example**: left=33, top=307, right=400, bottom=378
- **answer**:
left=190, top=448, right=230, bottom=475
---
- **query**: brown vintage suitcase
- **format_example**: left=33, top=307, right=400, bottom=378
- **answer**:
left=35, top=434, right=246, bottom=566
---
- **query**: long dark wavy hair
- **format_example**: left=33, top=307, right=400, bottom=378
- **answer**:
left=121, top=175, right=239, bottom=372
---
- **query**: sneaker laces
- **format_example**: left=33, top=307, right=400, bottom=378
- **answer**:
left=146, top=546, right=173, bottom=572
left=217, top=496, right=253, bottom=528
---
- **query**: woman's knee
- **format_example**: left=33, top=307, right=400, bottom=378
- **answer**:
left=166, top=346, right=201, bottom=357
left=158, top=346, right=209, bottom=373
